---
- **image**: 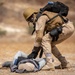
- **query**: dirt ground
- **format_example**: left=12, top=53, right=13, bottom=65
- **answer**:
left=0, top=0, right=75, bottom=75
left=0, top=33, right=75, bottom=75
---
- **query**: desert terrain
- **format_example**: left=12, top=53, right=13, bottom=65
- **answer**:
left=0, top=0, right=75, bottom=75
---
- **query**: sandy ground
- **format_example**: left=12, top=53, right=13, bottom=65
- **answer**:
left=0, top=33, right=75, bottom=75
left=0, top=0, right=75, bottom=75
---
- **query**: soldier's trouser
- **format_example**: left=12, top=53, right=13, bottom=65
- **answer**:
left=41, top=21, right=74, bottom=66
left=51, top=45, right=68, bottom=67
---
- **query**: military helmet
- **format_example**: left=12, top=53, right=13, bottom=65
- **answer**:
left=23, top=8, right=37, bottom=20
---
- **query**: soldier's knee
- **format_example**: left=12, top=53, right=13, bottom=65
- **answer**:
left=67, top=21, right=75, bottom=33
left=71, top=24, right=75, bottom=34
left=62, top=21, right=75, bottom=36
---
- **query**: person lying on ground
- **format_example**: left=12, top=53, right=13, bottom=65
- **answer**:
left=2, top=51, right=52, bottom=73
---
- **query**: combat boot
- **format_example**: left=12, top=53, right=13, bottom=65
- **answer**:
left=42, top=57, right=55, bottom=71
left=55, top=56, right=70, bottom=69
left=52, top=45, right=69, bottom=69
left=42, top=62, right=55, bottom=71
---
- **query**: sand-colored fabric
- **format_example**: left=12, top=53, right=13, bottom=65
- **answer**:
left=18, top=62, right=35, bottom=71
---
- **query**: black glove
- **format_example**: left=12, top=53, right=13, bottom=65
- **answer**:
left=50, top=26, right=62, bottom=42
left=28, top=46, right=41, bottom=59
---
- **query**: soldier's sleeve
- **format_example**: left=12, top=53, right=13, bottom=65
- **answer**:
left=34, top=16, right=48, bottom=47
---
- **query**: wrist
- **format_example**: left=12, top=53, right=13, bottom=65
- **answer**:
left=32, top=46, right=41, bottom=51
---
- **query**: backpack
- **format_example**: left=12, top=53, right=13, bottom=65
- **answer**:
left=32, top=1, right=69, bottom=35
left=43, top=1, right=69, bottom=16
left=36, top=1, right=69, bottom=20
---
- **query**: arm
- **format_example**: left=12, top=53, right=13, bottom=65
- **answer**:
left=28, top=16, right=48, bottom=59
left=34, top=16, right=48, bottom=47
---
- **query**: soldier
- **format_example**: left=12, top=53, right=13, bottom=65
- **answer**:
left=23, top=2, right=74, bottom=70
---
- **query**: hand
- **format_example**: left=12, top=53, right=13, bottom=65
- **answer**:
left=28, top=52, right=38, bottom=59
left=28, top=46, right=41, bottom=59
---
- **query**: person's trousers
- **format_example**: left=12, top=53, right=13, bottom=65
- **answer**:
left=41, top=21, right=74, bottom=63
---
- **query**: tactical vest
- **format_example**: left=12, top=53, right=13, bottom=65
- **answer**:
left=32, top=11, right=66, bottom=34
left=43, top=11, right=64, bottom=32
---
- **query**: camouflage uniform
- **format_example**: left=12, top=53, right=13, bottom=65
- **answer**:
left=23, top=8, right=74, bottom=69
left=34, top=12, right=74, bottom=69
